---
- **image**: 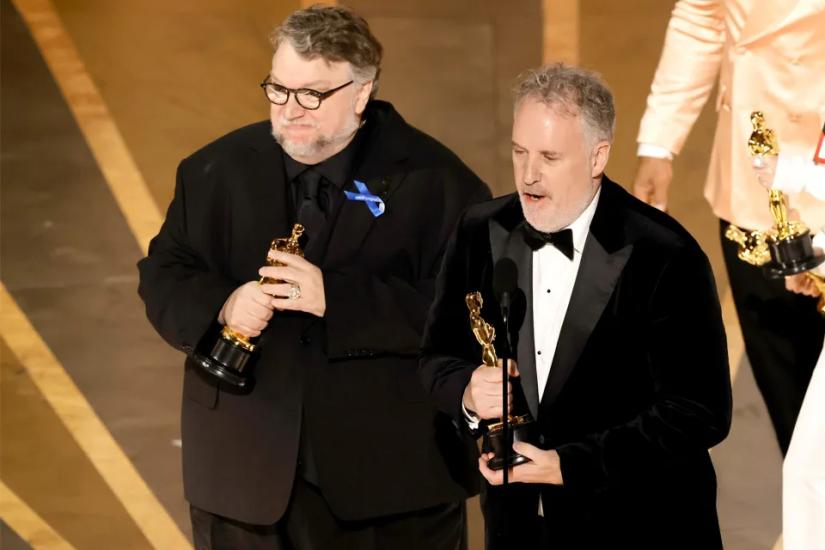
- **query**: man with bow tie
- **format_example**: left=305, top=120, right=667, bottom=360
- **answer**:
left=420, top=64, right=733, bottom=549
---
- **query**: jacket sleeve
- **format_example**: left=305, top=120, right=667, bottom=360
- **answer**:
left=556, top=244, right=733, bottom=493
left=637, top=0, right=726, bottom=155
left=418, top=211, right=483, bottom=425
left=137, top=160, right=237, bottom=355
left=322, top=171, right=491, bottom=361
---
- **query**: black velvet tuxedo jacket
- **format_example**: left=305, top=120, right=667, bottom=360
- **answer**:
left=137, top=101, right=489, bottom=525
left=420, top=178, right=732, bottom=549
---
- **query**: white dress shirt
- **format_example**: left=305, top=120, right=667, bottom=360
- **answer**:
left=462, top=188, right=602, bottom=518
left=463, top=187, right=601, bottom=419
left=533, top=188, right=600, bottom=518
left=532, top=187, right=601, bottom=402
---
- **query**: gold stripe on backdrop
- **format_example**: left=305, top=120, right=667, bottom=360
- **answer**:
left=0, top=283, right=191, bottom=549
left=542, top=0, right=579, bottom=64
left=11, top=0, right=162, bottom=256
left=721, top=289, right=745, bottom=382
left=0, top=481, right=75, bottom=550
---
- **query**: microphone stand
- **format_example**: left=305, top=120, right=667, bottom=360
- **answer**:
left=499, top=289, right=513, bottom=542
left=500, top=290, right=511, bottom=489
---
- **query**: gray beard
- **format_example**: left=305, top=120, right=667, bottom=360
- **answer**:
left=272, top=115, right=360, bottom=161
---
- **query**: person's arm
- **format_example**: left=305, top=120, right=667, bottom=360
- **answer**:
left=638, top=0, right=726, bottom=154
left=757, top=150, right=825, bottom=292
left=634, top=0, right=726, bottom=208
left=137, top=160, right=240, bottom=354
left=555, top=245, right=732, bottom=493
left=419, top=210, right=482, bottom=423
left=775, top=154, right=825, bottom=200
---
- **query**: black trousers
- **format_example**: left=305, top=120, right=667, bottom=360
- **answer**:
left=720, top=219, right=824, bottom=454
left=190, top=476, right=466, bottom=550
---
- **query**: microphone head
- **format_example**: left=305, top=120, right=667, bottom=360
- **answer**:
left=493, top=258, right=519, bottom=302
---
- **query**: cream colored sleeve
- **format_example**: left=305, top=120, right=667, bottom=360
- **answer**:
left=637, top=0, right=726, bottom=155
left=774, top=153, right=825, bottom=200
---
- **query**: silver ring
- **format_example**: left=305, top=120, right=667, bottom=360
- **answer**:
left=288, top=284, right=301, bottom=300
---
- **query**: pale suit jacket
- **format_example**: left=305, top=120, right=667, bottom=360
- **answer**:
left=637, top=0, right=825, bottom=230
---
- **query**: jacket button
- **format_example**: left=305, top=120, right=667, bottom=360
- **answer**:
left=299, top=335, right=311, bottom=345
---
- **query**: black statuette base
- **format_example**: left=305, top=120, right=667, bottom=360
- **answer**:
left=485, top=416, right=535, bottom=471
left=764, top=230, right=825, bottom=278
left=192, top=336, right=254, bottom=388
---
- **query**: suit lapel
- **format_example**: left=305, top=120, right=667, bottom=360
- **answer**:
left=739, top=0, right=806, bottom=46
left=540, top=180, right=633, bottom=411
left=508, top=233, right=539, bottom=420
left=251, top=147, right=290, bottom=240
left=322, top=173, right=404, bottom=268
left=235, top=124, right=290, bottom=278
left=321, top=102, right=410, bottom=268
left=489, top=198, right=540, bottom=420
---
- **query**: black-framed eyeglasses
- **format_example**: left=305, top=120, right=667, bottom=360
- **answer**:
left=260, top=78, right=354, bottom=110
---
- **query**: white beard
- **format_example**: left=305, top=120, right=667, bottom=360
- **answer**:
left=272, top=113, right=360, bottom=161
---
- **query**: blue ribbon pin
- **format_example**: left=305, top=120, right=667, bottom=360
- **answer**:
left=344, top=180, right=385, bottom=218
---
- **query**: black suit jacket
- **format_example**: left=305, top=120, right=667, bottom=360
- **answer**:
left=138, top=101, right=489, bottom=524
left=419, top=178, right=732, bottom=549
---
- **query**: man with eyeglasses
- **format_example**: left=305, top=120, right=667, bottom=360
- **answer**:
left=138, top=5, right=489, bottom=549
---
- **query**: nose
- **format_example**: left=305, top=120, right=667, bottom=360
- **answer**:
left=282, top=94, right=306, bottom=119
left=523, top=156, right=541, bottom=186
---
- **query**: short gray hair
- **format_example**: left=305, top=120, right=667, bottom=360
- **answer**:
left=514, top=63, right=615, bottom=143
left=270, top=5, right=383, bottom=97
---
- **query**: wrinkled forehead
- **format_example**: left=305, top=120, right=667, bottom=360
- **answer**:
left=515, top=93, right=581, bottom=119
left=514, top=98, right=583, bottom=132
left=270, top=44, right=352, bottom=87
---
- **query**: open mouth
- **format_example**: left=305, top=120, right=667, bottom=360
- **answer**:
left=523, top=192, right=545, bottom=203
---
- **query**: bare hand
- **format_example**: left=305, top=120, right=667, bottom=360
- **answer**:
left=259, top=250, right=326, bottom=317
left=462, top=359, right=518, bottom=420
left=633, top=156, right=673, bottom=211
left=218, top=281, right=275, bottom=337
left=751, top=155, right=778, bottom=189
left=785, top=273, right=821, bottom=297
left=478, top=442, right=563, bottom=485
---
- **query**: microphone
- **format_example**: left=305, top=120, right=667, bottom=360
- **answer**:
left=492, top=258, right=519, bottom=490
left=493, top=258, right=519, bottom=336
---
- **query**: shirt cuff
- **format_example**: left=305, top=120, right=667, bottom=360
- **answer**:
left=811, top=231, right=825, bottom=278
left=462, top=401, right=481, bottom=431
left=637, top=143, right=674, bottom=160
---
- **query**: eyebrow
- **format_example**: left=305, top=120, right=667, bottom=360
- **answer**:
left=511, top=142, right=562, bottom=157
left=269, top=76, right=331, bottom=89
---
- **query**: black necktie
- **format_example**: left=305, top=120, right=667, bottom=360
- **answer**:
left=520, top=222, right=575, bottom=260
left=296, top=169, right=328, bottom=254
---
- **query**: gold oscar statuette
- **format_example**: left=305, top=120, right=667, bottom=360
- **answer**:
left=725, top=112, right=824, bottom=285
left=465, top=291, right=535, bottom=470
left=193, top=224, right=305, bottom=388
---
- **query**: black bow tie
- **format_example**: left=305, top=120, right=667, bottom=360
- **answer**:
left=520, top=222, right=575, bottom=259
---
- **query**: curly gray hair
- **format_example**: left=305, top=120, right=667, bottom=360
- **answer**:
left=514, top=63, right=615, bottom=143
left=270, top=5, right=383, bottom=97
